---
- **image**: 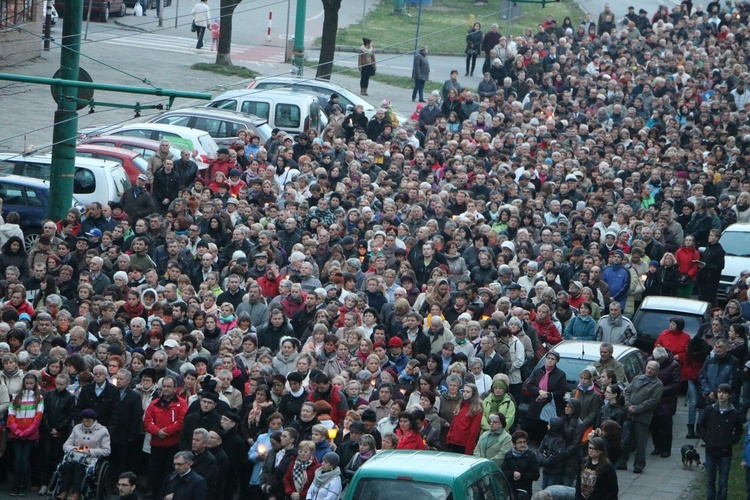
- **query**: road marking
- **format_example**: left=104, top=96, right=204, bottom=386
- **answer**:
left=92, top=33, right=284, bottom=62
left=306, top=9, right=324, bottom=21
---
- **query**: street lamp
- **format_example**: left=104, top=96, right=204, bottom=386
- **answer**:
left=412, top=0, right=424, bottom=53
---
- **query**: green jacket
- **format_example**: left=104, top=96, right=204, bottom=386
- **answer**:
left=481, top=393, right=516, bottom=431
left=473, top=428, right=512, bottom=467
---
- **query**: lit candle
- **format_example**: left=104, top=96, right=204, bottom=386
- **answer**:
left=371, top=378, right=376, bottom=387
left=327, top=428, right=338, bottom=440
left=258, top=443, right=267, bottom=454
left=399, top=388, right=406, bottom=395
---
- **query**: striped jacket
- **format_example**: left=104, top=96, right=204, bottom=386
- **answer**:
left=7, top=390, right=43, bottom=441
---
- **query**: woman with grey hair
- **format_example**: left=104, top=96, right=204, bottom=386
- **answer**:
left=468, top=357, right=492, bottom=395
left=648, top=345, right=681, bottom=457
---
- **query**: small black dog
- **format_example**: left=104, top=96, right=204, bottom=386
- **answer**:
left=681, top=444, right=701, bottom=469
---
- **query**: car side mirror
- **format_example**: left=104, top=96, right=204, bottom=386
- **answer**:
left=515, top=490, right=530, bottom=500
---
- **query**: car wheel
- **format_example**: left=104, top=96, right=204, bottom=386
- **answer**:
left=24, top=230, right=40, bottom=253
left=100, top=4, right=109, bottom=21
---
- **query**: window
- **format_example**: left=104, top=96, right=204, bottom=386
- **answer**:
left=154, top=115, right=192, bottom=127
left=209, top=99, right=238, bottom=111
left=350, top=479, right=451, bottom=500
left=468, top=476, right=495, bottom=500
left=74, top=168, right=96, bottom=194
left=491, top=472, right=512, bottom=499
left=194, top=117, right=224, bottom=137
left=275, top=104, right=300, bottom=128
left=0, top=0, right=34, bottom=28
left=110, top=166, right=131, bottom=198
left=114, top=129, right=152, bottom=139
left=240, top=101, right=270, bottom=120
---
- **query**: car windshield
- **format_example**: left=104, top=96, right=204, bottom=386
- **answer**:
left=132, top=155, right=148, bottom=174
left=351, top=479, right=451, bottom=500
left=533, top=357, right=594, bottom=389
left=633, top=310, right=704, bottom=340
left=719, top=231, right=750, bottom=257
left=110, top=165, right=131, bottom=198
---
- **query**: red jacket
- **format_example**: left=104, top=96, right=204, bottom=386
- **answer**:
left=257, top=275, right=282, bottom=298
left=533, top=318, right=562, bottom=346
left=308, top=386, right=348, bottom=426
left=283, top=457, right=320, bottom=498
left=396, top=429, right=426, bottom=450
left=675, top=247, right=701, bottom=281
left=143, top=395, right=187, bottom=448
left=655, top=329, right=691, bottom=365
left=446, top=401, right=483, bottom=455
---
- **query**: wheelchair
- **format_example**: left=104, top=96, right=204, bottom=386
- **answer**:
left=47, top=449, right=110, bottom=500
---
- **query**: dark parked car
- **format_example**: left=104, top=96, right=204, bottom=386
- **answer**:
left=632, top=296, right=711, bottom=353
left=55, top=0, right=126, bottom=21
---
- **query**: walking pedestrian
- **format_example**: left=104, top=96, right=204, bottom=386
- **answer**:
left=358, top=38, right=376, bottom=96
left=411, top=46, right=430, bottom=103
left=191, top=0, right=210, bottom=50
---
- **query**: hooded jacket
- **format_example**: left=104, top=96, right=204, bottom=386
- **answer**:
left=537, top=417, right=574, bottom=475
left=601, top=263, right=630, bottom=308
left=272, top=350, right=299, bottom=377
left=698, top=401, right=743, bottom=457
left=563, top=314, right=597, bottom=341
left=502, top=447, right=540, bottom=494
left=562, top=398, right=585, bottom=475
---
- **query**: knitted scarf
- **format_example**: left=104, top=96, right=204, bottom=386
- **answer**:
left=312, top=466, right=340, bottom=489
left=293, top=458, right=313, bottom=491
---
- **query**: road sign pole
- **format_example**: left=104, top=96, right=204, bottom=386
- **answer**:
left=413, top=0, right=423, bottom=53
left=292, top=0, right=306, bottom=75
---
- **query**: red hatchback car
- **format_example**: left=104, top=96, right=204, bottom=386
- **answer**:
left=81, top=136, right=208, bottom=174
left=75, top=144, right=148, bottom=185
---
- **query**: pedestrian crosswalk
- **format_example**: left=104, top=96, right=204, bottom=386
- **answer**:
left=91, top=33, right=285, bottom=64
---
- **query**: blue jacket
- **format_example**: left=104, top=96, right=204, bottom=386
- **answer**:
left=743, top=421, right=750, bottom=465
left=601, top=264, right=630, bottom=308
left=699, top=353, right=741, bottom=396
left=248, top=432, right=272, bottom=486
left=563, top=314, right=596, bottom=340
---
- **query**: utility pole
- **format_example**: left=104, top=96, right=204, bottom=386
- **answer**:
left=49, top=0, right=83, bottom=221
left=292, top=0, right=306, bottom=75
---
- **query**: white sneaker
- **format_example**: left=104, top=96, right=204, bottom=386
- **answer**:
left=37, top=486, right=46, bottom=496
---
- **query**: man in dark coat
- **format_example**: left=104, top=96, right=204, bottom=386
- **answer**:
left=172, top=150, right=199, bottom=189
left=111, top=371, right=145, bottom=488
left=698, top=228, right=726, bottom=306
left=152, top=158, right=181, bottom=214
left=180, top=392, right=222, bottom=451
left=120, top=174, right=156, bottom=225
left=161, top=451, right=208, bottom=500
left=218, top=412, right=247, bottom=500
left=76, top=365, right=120, bottom=436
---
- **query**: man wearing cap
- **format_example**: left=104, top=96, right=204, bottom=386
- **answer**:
left=121, top=174, right=156, bottom=226
left=209, top=148, right=233, bottom=181
left=180, top=391, right=222, bottom=451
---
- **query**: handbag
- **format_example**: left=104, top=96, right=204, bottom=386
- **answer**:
left=191, top=20, right=197, bottom=32
left=540, top=394, right=557, bottom=423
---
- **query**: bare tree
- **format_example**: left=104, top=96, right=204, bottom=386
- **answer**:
left=216, top=0, right=242, bottom=66
left=315, top=0, right=342, bottom=79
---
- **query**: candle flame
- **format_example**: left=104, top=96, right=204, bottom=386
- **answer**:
left=258, top=444, right=267, bottom=454
left=327, top=428, right=338, bottom=440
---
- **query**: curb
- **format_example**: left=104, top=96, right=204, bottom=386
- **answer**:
left=310, top=44, right=462, bottom=57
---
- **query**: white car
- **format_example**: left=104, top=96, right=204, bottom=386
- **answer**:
left=0, top=153, right=130, bottom=207
left=246, top=76, right=407, bottom=123
left=83, top=123, right=221, bottom=164
left=715, top=222, right=750, bottom=301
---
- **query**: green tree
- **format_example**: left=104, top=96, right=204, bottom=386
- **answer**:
left=315, top=0, right=342, bottom=79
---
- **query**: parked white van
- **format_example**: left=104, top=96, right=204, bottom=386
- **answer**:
left=206, top=88, right=327, bottom=136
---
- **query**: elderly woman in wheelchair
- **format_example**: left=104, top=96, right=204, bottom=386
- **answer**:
left=55, top=409, right=110, bottom=500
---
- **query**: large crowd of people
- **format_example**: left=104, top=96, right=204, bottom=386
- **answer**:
left=1, top=1, right=750, bottom=499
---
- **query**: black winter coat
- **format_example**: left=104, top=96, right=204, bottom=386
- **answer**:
left=698, top=402, right=743, bottom=457
left=524, top=366, right=567, bottom=421
left=76, top=383, right=120, bottom=433
left=42, top=388, right=76, bottom=434
left=537, top=417, right=574, bottom=475
left=651, top=353, right=682, bottom=416
left=113, top=389, right=144, bottom=445
left=655, top=263, right=681, bottom=297
left=502, top=448, right=540, bottom=494
left=120, top=187, right=156, bottom=225
left=700, top=241, right=726, bottom=282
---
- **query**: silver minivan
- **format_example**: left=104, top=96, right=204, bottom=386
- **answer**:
left=206, top=88, right=327, bottom=136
